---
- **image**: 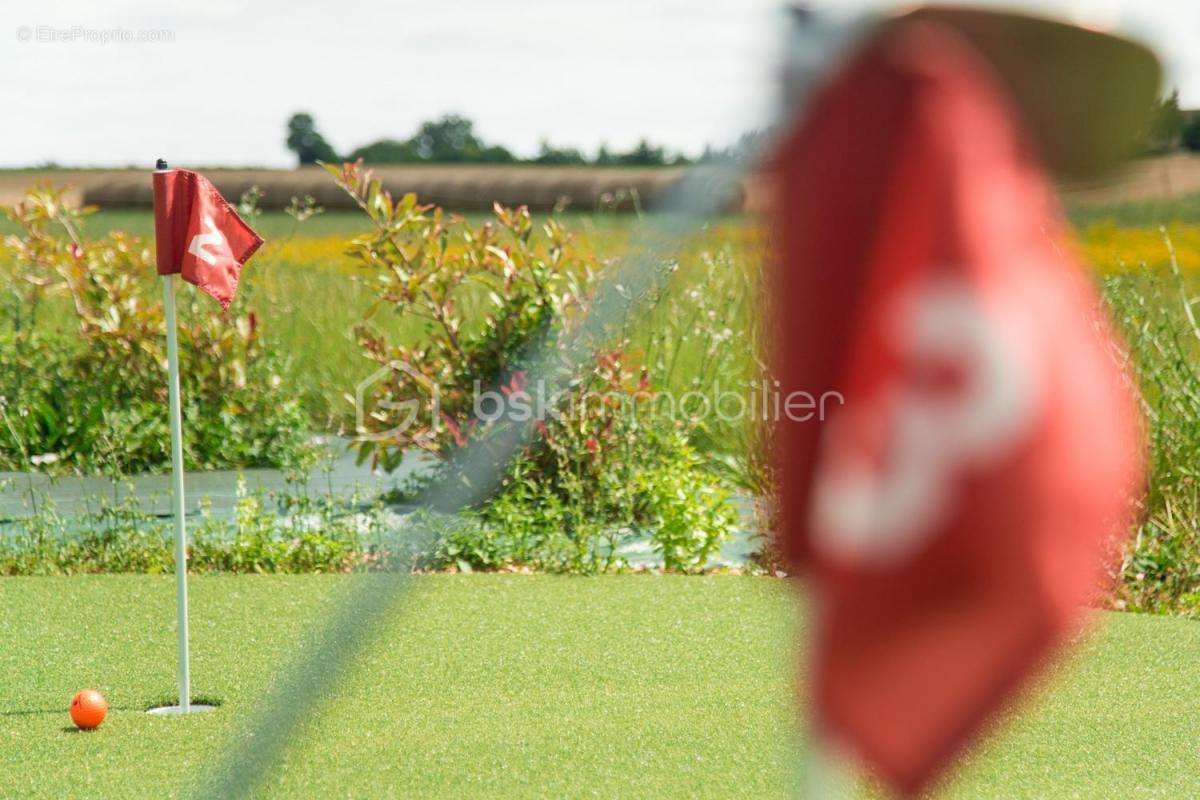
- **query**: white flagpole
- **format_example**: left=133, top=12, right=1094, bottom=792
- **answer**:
left=164, top=274, right=191, bottom=712
left=157, top=159, right=191, bottom=713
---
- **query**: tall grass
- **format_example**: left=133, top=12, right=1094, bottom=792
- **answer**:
left=235, top=214, right=765, bottom=432
left=214, top=213, right=1200, bottom=588
left=14, top=197, right=1200, bottom=603
left=1104, top=230, right=1200, bottom=614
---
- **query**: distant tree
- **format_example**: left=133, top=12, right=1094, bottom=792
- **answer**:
left=411, top=114, right=474, bottom=161
left=1144, top=90, right=1186, bottom=154
left=590, top=139, right=687, bottom=166
left=533, top=139, right=588, bottom=165
left=347, top=138, right=421, bottom=163
left=479, top=144, right=517, bottom=164
left=346, top=116, right=514, bottom=165
left=699, top=129, right=769, bottom=164
left=614, top=139, right=667, bottom=166
left=406, top=114, right=511, bottom=163
left=341, top=115, right=684, bottom=166
left=285, top=112, right=338, bottom=166
left=1183, top=113, right=1200, bottom=153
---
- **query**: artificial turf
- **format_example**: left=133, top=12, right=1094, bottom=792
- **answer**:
left=0, top=574, right=1197, bottom=798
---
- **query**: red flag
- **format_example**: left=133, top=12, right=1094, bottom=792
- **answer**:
left=771, top=21, right=1142, bottom=796
left=153, top=169, right=263, bottom=308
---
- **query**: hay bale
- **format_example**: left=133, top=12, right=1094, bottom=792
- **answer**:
left=74, top=165, right=748, bottom=213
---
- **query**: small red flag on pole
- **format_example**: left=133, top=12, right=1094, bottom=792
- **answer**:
left=153, top=166, right=263, bottom=309
left=771, top=20, right=1143, bottom=796
left=152, top=160, right=262, bottom=714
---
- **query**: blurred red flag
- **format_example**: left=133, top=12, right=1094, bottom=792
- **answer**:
left=771, top=21, right=1142, bottom=796
left=153, top=169, right=263, bottom=309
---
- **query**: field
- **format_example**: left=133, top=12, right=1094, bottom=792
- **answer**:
left=1, top=574, right=1198, bottom=799
left=4, top=152, right=1200, bottom=214
left=0, top=165, right=692, bottom=213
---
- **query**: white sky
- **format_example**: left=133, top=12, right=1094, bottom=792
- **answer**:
left=2, top=0, right=1197, bottom=168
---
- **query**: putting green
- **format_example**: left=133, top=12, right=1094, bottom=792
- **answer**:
left=0, top=574, right=1196, bottom=798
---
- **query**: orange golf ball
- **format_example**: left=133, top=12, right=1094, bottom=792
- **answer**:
left=69, top=689, right=108, bottom=730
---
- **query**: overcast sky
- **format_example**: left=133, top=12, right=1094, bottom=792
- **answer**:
left=2, top=0, right=1198, bottom=168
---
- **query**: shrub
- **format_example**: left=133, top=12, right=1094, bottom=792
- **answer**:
left=0, top=184, right=314, bottom=474
left=423, top=356, right=738, bottom=574
left=330, top=161, right=738, bottom=571
left=329, top=161, right=591, bottom=470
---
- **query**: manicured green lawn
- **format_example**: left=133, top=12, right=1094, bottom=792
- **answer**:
left=1, top=574, right=1198, bottom=798
left=0, top=575, right=797, bottom=798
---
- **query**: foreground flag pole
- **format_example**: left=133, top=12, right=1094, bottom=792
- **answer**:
left=151, top=158, right=263, bottom=714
